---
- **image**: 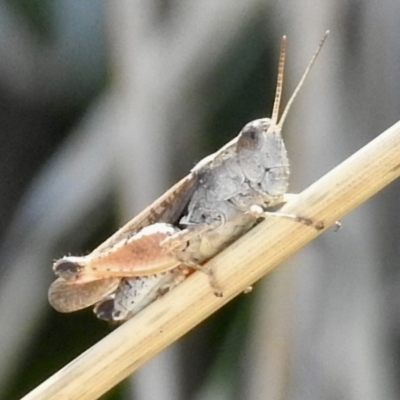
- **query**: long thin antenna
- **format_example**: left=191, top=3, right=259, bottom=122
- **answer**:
left=271, top=35, right=287, bottom=125
left=277, top=30, right=330, bottom=129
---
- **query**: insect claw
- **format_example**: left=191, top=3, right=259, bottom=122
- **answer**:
left=207, top=267, right=223, bottom=297
left=334, top=220, right=342, bottom=232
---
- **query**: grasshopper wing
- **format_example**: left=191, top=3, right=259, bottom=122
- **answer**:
left=48, top=277, right=120, bottom=312
left=49, top=174, right=197, bottom=313
left=91, top=173, right=198, bottom=256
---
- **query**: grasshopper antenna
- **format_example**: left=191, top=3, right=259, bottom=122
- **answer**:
left=278, top=30, right=330, bottom=129
left=271, top=35, right=287, bottom=126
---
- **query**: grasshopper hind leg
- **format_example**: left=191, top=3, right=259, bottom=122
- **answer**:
left=182, top=259, right=223, bottom=297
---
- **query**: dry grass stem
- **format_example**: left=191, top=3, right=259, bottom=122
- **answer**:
left=23, top=120, right=400, bottom=399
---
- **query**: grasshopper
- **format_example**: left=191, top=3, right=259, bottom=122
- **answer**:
left=48, top=32, right=329, bottom=322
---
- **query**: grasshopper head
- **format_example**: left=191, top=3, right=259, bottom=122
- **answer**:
left=234, top=32, right=328, bottom=202
left=237, top=118, right=286, bottom=153
left=236, top=118, right=290, bottom=198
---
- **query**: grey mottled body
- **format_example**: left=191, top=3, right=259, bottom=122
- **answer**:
left=177, top=117, right=290, bottom=262
left=95, top=269, right=189, bottom=322
left=102, top=118, right=290, bottom=321
left=50, top=33, right=328, bottom=323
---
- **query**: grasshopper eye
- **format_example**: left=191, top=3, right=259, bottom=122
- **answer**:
left=237, top=126, right=262, bottom=150
left=53, top=260, right=82, bottom=278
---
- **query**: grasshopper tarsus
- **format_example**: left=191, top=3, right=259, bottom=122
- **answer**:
left=182, top=261, right=223, bottom=296
left=334, top=220, right=342, bottom=232
left=209, top=273, right=223, bottom=298
left=314, top=220, right=325, bottom=231
left=311, top=219, right=341, bottom=232
left=295, top=216, right=314, bottom=226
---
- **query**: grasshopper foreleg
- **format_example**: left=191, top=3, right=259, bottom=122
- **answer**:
left=247, top=193, right=309, bottom=223
left=249, top=193, right=341, bottom=231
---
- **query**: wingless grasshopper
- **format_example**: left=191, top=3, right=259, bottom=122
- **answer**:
left=49, top=32, right=329, bottom=323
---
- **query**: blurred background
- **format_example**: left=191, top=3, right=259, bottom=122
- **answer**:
left=0, top=1, right=400, bottom=399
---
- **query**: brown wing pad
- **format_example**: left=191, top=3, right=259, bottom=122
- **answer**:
left=54, top=223, right=184, bottom=280
left=86, top=224, right=182, bottom=276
